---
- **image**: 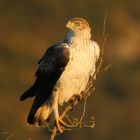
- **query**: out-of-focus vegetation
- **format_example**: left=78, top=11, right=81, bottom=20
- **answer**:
left=0, top=0, right=140, bottom=140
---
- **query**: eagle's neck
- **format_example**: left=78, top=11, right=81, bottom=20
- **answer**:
left=64, top=29, right=91, bottom=44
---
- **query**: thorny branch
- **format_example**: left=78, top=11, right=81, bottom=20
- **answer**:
left=50, top=13, right=109, bottom=140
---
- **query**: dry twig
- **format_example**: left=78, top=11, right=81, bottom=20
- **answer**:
left=0, top=131, right=13, bottom=140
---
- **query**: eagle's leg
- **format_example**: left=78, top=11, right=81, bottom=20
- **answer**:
left=67, top=94, right=82, bottom=112
left=52, top=92, right=70, bottom=133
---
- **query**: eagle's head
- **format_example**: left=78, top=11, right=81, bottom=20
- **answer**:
left=66, top=17, right=91, bottom=39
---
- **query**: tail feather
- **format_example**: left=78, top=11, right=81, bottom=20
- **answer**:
left=22, top=79, right=53, bottom=126
left=27, top=93, right=43, bottom=124
left=27, top=101, right=52, bottom=126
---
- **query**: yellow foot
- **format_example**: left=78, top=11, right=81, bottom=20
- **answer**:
left=55, top=116, right=71, bottom=133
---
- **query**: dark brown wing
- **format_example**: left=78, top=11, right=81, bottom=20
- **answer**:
left=20, top=43, right=70, bottom=124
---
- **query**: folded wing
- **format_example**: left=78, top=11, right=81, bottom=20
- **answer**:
left=20, top=43, right=70, bottom=124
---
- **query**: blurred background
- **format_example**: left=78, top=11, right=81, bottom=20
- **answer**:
left=0, top=0, right=140, bottom=140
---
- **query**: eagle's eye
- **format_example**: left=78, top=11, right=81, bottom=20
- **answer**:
left=75, top=22, right=80, bottom=26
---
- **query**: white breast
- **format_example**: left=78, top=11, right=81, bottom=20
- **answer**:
left=54, top=39, right=100, bottom=105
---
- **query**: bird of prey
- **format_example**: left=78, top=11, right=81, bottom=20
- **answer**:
left=20, top=17, right=100, bottom=133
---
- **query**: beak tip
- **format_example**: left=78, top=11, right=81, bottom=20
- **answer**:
left=66, top=21, right=71, bottom=29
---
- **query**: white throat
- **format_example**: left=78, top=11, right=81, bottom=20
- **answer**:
left=64, top=29, right=91, bottom=43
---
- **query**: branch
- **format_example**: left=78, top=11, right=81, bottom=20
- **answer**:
left=0, top=131, right=13, bottom=140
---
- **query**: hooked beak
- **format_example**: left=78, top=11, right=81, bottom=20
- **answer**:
left=66, top=21, right=74, bottom=30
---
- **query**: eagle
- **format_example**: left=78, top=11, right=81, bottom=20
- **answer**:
left=20, top=17, right=100, bottom=133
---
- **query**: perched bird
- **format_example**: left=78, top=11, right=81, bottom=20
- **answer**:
left=20, top=17, right=100, bottom=133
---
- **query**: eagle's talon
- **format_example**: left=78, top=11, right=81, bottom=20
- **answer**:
left=55, top=118, right=64, bottom=133
left=55, top=116, right=72, bottom=133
